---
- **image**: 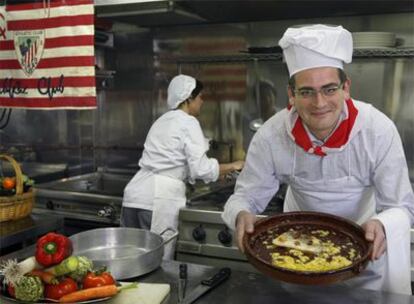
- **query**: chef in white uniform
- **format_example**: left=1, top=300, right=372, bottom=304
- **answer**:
left=222, top=24, right=414, bottom=294
left=122, top=74, right=244, bottom=259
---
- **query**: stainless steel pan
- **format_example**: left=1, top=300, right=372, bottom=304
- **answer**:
left=70, top=227, right=177, bottom=280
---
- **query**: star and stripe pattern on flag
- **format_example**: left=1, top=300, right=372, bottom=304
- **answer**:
left=0, top=0, right=96, bottom=109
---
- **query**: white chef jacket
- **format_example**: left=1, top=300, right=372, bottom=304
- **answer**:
left=123, top=109, right=219, bottom=211
left=222, top=99, right=414, bottom=294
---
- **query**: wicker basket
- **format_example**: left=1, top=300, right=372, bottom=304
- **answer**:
left=0, top=154, right=35, bottom=222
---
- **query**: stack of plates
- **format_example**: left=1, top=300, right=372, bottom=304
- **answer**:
left=352, top=32, right=396, bottom=49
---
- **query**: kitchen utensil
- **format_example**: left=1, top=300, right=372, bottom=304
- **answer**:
left=249, top=72, right=278, bottom=132
left=272, top=230, right=323, bottom=254
left=70, top=227, right=178, bottom=280
left=243, top=211, right=372, bottom=285
left=180, top=267, right=231, bottom=304
left=249, top=59, right=263, bottom=132
left=249, top=118, right=264, bottom=132
left=178, top=263, right=188, bottom=302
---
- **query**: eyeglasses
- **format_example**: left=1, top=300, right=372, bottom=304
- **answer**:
left=294, top=83, right=343, bottom=99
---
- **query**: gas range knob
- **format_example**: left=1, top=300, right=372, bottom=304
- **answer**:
left=192, top=225, right=206, bottom=242
left=46, top=200, right=54, bottom=210
left=97, top=206, right=115, bottom=219
left=218, top=228, right=232, bottom=246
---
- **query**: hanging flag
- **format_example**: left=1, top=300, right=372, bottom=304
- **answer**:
left=0, top=0, right=96, bottom=109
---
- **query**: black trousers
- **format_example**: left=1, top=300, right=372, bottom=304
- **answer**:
left=120, top=206, right=152, bottom=230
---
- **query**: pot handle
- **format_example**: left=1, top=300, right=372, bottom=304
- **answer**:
left=159, top=228, right=179, bottom=245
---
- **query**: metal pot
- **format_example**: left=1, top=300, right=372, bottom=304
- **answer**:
left=243, top=212, right=372, bottom=285
left=70, top=227, right=177, bottom=280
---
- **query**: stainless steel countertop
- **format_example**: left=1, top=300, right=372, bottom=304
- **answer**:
left=0, top=162, right=68, bottom=183
left=135, top=260, right=414, bottom=304
left=1, top=243, right=413, bottom=304
left=0, top=213, right=64, bottom=251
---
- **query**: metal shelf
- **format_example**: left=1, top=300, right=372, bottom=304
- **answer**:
left=162, top=48, right=414, bottom=65
left=353, top=48, right=414, bottom=58
left=164, top=53, right=283, bottom=64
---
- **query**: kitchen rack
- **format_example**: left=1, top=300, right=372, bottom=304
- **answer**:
left=95, top=69, right=116, bottom=90
left=163, top=48, right=414, bottom=65
left=353, top=48, right=414, bottom=58
left=95, top=69, right=116, bottom=78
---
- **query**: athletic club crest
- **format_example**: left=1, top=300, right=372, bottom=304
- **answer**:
left=14, top=30, right=45, bottom=77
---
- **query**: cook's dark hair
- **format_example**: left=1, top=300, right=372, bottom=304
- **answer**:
left=190, top=79, right=203, bottom=99
left=176, top=79, right=204, bottom=109
left=288, top=68, right=347, bottom=94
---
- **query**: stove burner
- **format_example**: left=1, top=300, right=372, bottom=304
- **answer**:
left=187, top=183, right=286, bottom=213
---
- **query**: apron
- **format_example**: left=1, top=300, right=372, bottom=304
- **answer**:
left=150, top=174, right=186, bottom=260
left=284, top=149, right=411, bottom=294
left=284, top=147, right=386, bottom=291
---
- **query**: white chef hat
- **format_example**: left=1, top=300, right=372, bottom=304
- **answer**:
left=278, top=24, right=353, bottom=77
left=167, top=74, right=196, bottom=109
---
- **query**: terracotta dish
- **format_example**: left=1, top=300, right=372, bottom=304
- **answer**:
left=243, top=211, right=372, bottom=285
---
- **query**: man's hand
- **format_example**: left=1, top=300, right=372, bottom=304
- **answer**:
left=361, top=219, right=386, bottom=260
left=235, top=211, right=257, bottom=253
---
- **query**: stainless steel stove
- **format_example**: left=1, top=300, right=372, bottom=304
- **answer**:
left=176, top=182, right=286, bottom=272
left=34, top=170, right=132, bottom=234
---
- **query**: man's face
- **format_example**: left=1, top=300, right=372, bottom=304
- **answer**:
left=288, top=67, right=351, bottom=140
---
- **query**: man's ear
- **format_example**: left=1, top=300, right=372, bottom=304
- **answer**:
left=287, top=86, right=295, bottom=105
left=343, top=78, right=351, bottom=100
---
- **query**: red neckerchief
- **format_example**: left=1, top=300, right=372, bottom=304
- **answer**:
left=291, top=99, right=358, bottom=156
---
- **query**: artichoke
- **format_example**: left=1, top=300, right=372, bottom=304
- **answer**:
left=14, top=275, right=44, bottom=302
left=68, top=256, right=93, bottom=282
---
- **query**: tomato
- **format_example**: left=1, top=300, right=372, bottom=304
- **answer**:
left=7, top=284, right=15, bottom=298
left=82, top=271, right=115, bottom=289
left=44, top=277, right=78, bottom=300
left=2, top=177, right=16, bottom=190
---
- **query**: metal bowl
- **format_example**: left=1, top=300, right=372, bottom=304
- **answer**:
left=70, top=227, right=177, bottom=280
left=243, top=211, right=372, bottom=285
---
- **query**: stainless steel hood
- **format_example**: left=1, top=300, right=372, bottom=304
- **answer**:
left=95, top=0, right=206, bottom=27
left=94, top=0, right=414, bottom=28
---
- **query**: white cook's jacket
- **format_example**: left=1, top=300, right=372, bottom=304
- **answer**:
left=123, top=110, right=219, bottom=258
left=222, top=99, right=414, bottom=294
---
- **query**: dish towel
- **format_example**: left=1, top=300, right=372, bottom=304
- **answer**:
left=375, top=208, right=411, bottom=294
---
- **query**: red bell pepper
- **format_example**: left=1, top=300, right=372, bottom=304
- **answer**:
left=35, top=232, right=73, bottom=267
